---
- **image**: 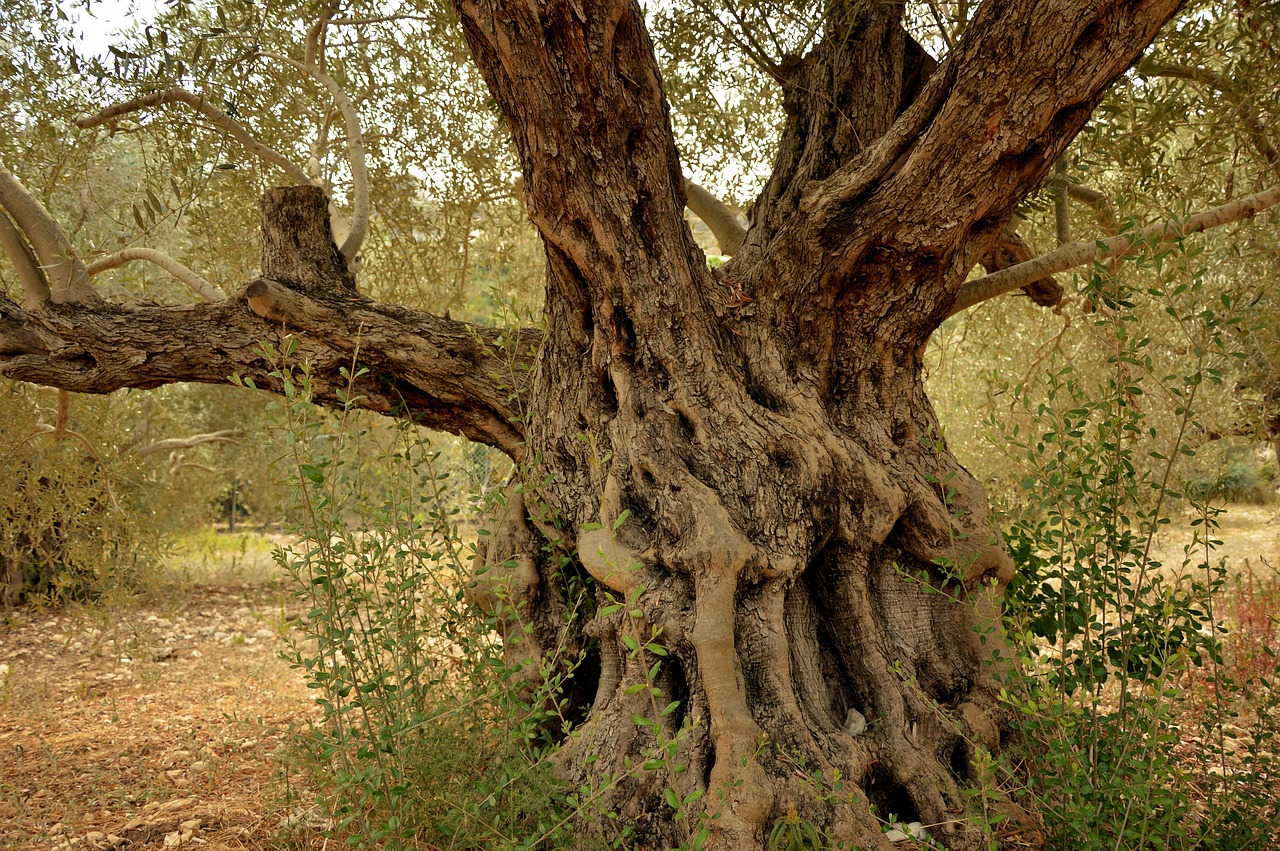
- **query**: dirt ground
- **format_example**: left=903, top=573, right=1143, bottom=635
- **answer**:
left=0, top=536, right=325, bottom=851
left=2, top=508, right=1279, bottom=851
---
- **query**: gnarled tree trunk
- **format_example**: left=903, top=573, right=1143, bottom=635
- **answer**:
left=458, top=2, right=1179, bottom=849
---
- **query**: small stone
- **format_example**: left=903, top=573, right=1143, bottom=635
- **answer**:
left=166, top=769, right=184, bottom=779
left=180, top=818, right=202, bottom=832
left=843, top=707, right=867, bottom=737
left=85, top=831, right=106, bottom=842
left=190, top=760, right=211, bottom=772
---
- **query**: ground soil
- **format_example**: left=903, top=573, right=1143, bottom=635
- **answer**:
left=0, top=536, right=325, bottom=851
left=1, top=507, right=1278, bottom=851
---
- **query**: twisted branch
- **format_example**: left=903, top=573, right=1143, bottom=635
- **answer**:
left=136, top=429, right=240, bottom=459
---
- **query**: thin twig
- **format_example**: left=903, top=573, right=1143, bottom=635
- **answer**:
left=77, top=89, right=311, bottom=185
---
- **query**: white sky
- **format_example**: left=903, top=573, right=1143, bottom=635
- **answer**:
left=61, top=0, right=161, bottom=59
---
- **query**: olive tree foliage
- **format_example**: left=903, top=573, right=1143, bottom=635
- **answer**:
left=0, top=0, right=536, bottom=591
left=2, top=0, right=1280, bottom=848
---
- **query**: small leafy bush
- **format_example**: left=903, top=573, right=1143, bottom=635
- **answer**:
left=252, top=343, right=577, bottom=850
left=1185, top=451, right=1277, bottom=505
left=989, top=256, right=1280, bottom=848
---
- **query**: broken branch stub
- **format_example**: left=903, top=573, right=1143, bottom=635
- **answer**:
left=259, top=186, right=356, bottom=297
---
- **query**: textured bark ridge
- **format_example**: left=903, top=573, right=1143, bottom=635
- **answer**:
left=0, top=186, right=535, bottom=459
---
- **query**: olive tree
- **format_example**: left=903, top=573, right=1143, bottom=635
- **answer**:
left=1, top=1, right=1278, bottom=847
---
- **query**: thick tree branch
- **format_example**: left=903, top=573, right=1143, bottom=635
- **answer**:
left=77, top=89, right=311, bottom=185
left=800, top=0, right=1181, bottom=293
left=0, top=288, right=538, bottom=459
left=0, top=164, right=97, bottom=304
left=0, top=208, right=52, bottom=309
left=303, top=3, right=335, bottom=71
left=954, top=181, right=1280, bottom=313
left=87, top=248, right=225, bottom=303
left=2, top=187, right=538, bottom=459
left=749, top=10, right=927, bottom=251
left=684, top=179, right=746, bottom=255
left=454, top=0, right=700, bottom=317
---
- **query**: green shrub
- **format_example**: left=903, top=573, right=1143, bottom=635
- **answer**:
left=255, top=346, right=577, bottom=850
left=988, top=259, right=1280, bottom=849
left=1185, top=452, right=1277, bottom=505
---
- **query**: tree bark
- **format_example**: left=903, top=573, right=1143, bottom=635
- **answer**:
left=0, top=187, right=538, bottom=460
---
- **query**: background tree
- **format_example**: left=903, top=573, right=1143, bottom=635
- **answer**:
left=1, top=1, right=1278, bottom=848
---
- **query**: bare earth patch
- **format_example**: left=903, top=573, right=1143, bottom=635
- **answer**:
left=1169, top=503, right=1280, bottom=578
left=0, top=579, right=324, bottom=850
